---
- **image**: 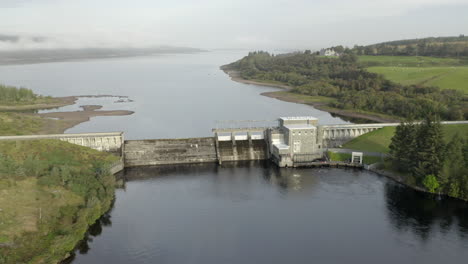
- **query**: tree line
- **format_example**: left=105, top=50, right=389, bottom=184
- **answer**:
left=0, top=84, right=38, bottom=103
left=389, top=117, right=468, bottom=200
left=225, top=51, right=467, bottom=120
left=351, top=35, right=468, bottom=58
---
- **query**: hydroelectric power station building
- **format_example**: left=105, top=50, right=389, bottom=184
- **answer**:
left=269, top=117, right=322, bottom=167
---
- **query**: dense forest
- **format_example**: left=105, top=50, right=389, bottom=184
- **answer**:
left=389, top=117, right=468, bottom=200
left=225, top=51, right=467, bottom=120
left=350, top=35, right=468, bottom=57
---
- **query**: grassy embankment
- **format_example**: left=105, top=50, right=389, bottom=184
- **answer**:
left=359, top=55, right=468, bottom=94
left=0, top=140, right=119, bottom=264
left=0, top=85, right=120, bottom=263
left=342, top=124, right=468, bottom=153
left=0, top=112, right=67, bottom=136
left=327, top=151, right=382, bottom=164
left=328, top=124, right=468, bottom=164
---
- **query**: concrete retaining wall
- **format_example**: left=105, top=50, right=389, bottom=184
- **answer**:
left=109, top=159, right=125, bottom=174
left=124, top=137, right=217, bottom=167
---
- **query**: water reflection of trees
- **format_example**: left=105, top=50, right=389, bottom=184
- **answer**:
left=385, top=182, right=468, bottom=241
left=61, top=201, right=115, bottom=264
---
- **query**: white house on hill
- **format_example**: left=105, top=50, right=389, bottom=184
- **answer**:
left=319, top=48, right=339, bottom=56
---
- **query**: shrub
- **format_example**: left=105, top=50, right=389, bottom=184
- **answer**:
left=423, top=174, right=440, bottom=193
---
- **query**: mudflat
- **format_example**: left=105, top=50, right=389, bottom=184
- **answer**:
left=36, top=104, right=134, bottom=134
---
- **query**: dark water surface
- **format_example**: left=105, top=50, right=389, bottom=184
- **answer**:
left=70, top=163, right=468, bottom=264
left=1, top=52, right=467, bottom=263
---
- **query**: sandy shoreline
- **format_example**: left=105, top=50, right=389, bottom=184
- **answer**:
left=222, top=68, right=400, bottom=123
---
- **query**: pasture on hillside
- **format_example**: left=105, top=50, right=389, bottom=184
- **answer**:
left=367, top=66, right=468, bottom=93
left=358, top=55, right=467, bottom=67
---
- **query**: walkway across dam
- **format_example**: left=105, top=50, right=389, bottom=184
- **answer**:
left=0, top=118, right=466, bottom=170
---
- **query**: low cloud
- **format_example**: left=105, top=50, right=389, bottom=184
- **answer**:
left=0, top=0, right=467, bottom=50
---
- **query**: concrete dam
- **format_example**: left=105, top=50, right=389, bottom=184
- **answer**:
left=1, top=117, right=467, bottom=170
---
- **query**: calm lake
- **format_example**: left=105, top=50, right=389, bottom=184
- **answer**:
left=0, top=50, right=348, bottom=139
left=1, top=51, right=467, bottom=263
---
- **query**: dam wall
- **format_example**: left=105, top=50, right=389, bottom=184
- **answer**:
left=124, top=137, right=218, bottom=167
left=2, top=119, right=465, bottom=169
left=0, top=133, right=269, bottom=168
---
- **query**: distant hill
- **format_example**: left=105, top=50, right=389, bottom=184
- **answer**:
left=352, top=35, right=468, bottom=57
left=0, top=34, right=19, bottom=42
left=0, top=46, right=204, bottom=65
left=0, top=33, right=46, bottom=43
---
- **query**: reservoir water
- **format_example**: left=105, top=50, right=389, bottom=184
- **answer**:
left=0, top=51, right=467, bottom=263
left=0, top=50, right=348, bottom=139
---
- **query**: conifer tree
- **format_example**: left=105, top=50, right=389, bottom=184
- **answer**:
left=442, top=133, right=465, bottom=192
left=389, top=121, right=417, bottom=173
left=414, top=116, right=445, bottom=181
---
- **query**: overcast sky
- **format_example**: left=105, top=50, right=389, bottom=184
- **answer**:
left=1, top=0, right=468, bottom=50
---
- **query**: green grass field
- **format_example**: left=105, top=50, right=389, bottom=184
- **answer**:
left=342, top=124, right=468, bottom=153
left=358, top=55, right=466, bottom=67
left=358, top=55, right=468, bottom=93
left=368, top=66, right=468, bottom=93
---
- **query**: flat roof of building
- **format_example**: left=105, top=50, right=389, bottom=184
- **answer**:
left=279, top=116, right=318, bottom=121
left=284, top=124, right=316, bottom=130
left=273, top=143, right=290, bottom=150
